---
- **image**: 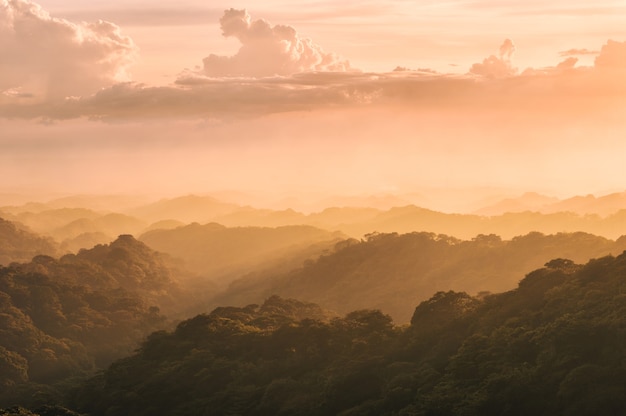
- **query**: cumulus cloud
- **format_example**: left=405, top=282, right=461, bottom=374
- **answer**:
left=0, top=0, right=137, bottom=100
left=469, top=39, right=518, bottom=78
left=2, top=33, right=626, bottom=121
left=198, top=8, right=350, bottom=78
left=594, top=39, right=626, bottom=69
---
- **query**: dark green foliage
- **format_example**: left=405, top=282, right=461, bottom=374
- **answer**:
left=0, top=406, right=83, bottom=416
left=215, top=231, right=626, bottom=322
left=71, top=253, right=626, bottom=416
left=0, top=236, right=189, bottom=407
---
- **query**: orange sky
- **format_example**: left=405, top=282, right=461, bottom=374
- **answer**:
left=1, top=0, right=626, bottom=211
left=29, top=0, right=626, bottom=83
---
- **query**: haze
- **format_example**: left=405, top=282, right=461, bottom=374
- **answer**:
left=2, top=0, right=626, bottom=210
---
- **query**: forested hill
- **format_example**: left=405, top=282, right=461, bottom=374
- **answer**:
left=213, top=231, right=626, bottom=323
left=139, top=223, right=344, bottom=285
left=0, top=235, right=199, bottom=408
left=0, top=218, right=58, bottom=265
left=70, top=253, right=626, bottom=416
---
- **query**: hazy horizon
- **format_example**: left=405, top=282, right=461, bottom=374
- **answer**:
left=2, top=0, right=626, bottom=209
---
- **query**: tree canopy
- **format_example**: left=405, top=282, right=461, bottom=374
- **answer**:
left=69, top=251, right=626, bottom=415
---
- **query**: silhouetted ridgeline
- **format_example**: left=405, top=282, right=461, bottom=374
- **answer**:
left=0, top=208, right=149, bottom=254
left=131, top=199, right=626, bottom=240
left=5, top=194, right=626, bottom=249
left=337, top=206, right=626, bottom=240
left=67, top=253, right=626, bottom=416
left=213, top=231, right=626, bottom=322
left=476, top=190, right=626, bottom=217
left=0, top=235, right=200, bottom=408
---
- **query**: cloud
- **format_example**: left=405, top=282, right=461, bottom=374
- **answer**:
left=559, top=48, right=598, bottom=57
left=469, top=39, right=518, bottom=78
left=392, top=66, right=439, bottom=74
left=499, top=38, right=516, bottom=60
left=556, top=57, right=578, bottom=70
left=594, top=39, right=626, bottom=70
left=198, top=8, right=351, bottom=77
left=0, top=0, right=137, bottom=100
left=1, top=34, right=626, bottom=121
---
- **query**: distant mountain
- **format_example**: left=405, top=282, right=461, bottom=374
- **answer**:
left=475, top=190, right=626, bottom=217
left=59, top=232, right=113, bottom=253
left=137, top=200, right=626, bottom=240
left=6, top=191, right=626, bottom=249
left=473, top=192, right=559, bottom=215
left=0, top=201, right=51, bottom=215
left=306, top=206, right=382, bottom=228
left=50, top=213, right=147, bottom=243
left=0, top=195, right=149, bottom=215
left=2, top=207, right=150, bottom=251
left=0, top=218, right=58, bottom=265
left=545, top=191, right=626, bottom=216
left=317, top=194, right=413, bottom=210
left=338, top=205, right=626, bottom=239
left=139, top=223, right=345, bottom=285
left=212, top=206, right=382, bottom=229
left=2, top=208, right=102, bottom=236
left=128, top=195, right=242, bottom=223
left=70, top=253, right=626, bottom=416
left=143, top=219, right=186, bottom=233
left=213, top=231, right=626, bottom=323
left=212, top=207, right=308, bottom=228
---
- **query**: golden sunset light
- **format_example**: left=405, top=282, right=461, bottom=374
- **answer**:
left=2, top=3, right=626, bottom=414
left=2, top=0, right=626, bottom=209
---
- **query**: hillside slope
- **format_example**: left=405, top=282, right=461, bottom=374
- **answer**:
left=139, top=223, right=344, bottom=285
left=71, top=252, right=626, bottom=415
left=0, top=235, right=201, bottom=407
left=214, top=231, right=626, bottom=322
left=0, top=218, right=58, bottom=265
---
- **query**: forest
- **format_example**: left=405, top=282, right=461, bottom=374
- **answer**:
left=1, top=193, right=625, bottom=415
left=3, top=0, right=626, bottom=413
left=71, top=251, right=626, bottom=416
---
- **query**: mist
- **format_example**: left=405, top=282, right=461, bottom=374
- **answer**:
left=2, top=101, right=625, bottom=213
left=2, top=2, right=626, bottom=415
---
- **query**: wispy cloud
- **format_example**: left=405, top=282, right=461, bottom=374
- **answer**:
left=559, top=48, right=599, bottom=57
left=461, top=0, right=626, bottom=16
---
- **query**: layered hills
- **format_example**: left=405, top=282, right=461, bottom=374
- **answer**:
left=213, top=231, right=626, bottom=323
left=69, top=252, right=626, bottom=416
left=4, top=191, right=626, bottom=248
left=2, top=191, right=626, bottom=414
left=475, top=190, right=626, bottom=216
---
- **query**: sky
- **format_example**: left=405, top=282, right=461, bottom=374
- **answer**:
left=1, top=0, right=626, bottom=211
